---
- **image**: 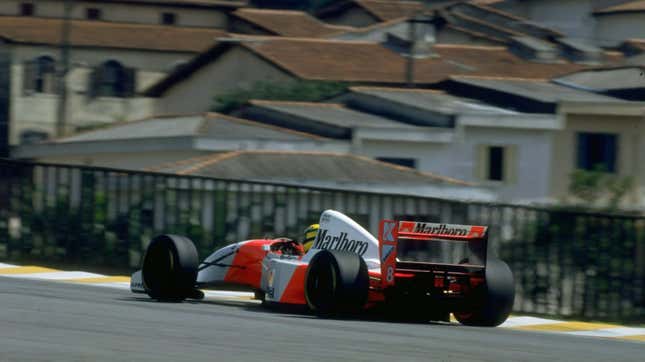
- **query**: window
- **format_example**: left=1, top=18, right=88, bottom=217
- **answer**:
left=577, top=132, right=617, bottom=172
left=161, top=12, right=176, bottom=25
left=376, top=157, right=417, bottom=169
left=88, top=60, right=136, bottom=98
left=488, top=146, right=504, bottom=181
left=476, top=145, right=516, bottom=183
left=20, top=3, right=34, bottom=16
left=86, top=8, right=102, bottom=20
left=23, top=56, right=57, bottom=94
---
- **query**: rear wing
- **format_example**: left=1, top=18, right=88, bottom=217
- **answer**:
left=378, top=220, right=488, bottom=288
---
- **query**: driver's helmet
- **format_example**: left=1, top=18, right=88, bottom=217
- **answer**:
left=302, top=224, right=319, bottom=253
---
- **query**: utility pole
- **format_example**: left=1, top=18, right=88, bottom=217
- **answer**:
left=56, top=0, right=73, bottom=137
left=405, top=16, right=418, bottom=87
left=0, top=43, right=10, bottom=158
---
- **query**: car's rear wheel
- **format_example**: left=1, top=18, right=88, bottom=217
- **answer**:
left=305, top=250, right=368, bottom=315
left=142, top=234, right=199, bottom=302
left=455, top=258, right=515, bottom=327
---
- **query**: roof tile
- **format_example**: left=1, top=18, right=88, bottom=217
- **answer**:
left=232, top=8, right=353, bottom=37
left=155, top=150, right=471, bottom=185
left=356, top=0, right=426, bottom=21
left=245, top=39, right=593, bottom=83
left=0, top=16, right=224, bottom=52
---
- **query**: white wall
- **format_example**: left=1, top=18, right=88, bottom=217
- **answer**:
left=359, top=125, right=554, bottom=203
left=459, top=127, right=553, bottom=202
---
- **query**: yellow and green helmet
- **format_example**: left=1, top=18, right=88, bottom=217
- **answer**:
left=302, top=224, right=319, bottom=252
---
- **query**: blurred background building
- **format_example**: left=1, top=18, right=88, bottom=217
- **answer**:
left=4, top=0, right=645, bottom=207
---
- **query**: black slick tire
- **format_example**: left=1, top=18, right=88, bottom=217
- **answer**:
left=304, top=250, right=369, bottom=315
left=455, top=258, right=515, bottom=327
left=142, top=234, right=199, bottom=302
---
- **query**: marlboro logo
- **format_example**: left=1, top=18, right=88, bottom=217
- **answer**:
left=411, top=223, right=470, bottom=236
left=312, top=229, right=369, bottom=256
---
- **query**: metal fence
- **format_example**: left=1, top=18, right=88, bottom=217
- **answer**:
left=1, top=159, right=644, bottom=322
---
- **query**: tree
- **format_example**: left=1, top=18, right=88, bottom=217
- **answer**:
left=567, top=165, right=634, bottom=210
left=212, top=80, right=347, bottom=113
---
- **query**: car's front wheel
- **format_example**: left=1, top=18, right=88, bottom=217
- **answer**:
left=141, top=234, right=199, bottom=302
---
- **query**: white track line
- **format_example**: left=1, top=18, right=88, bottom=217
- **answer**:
left=499, top=316, right=564, bottom=328
left=1, top=271, right=104, bottom=280
left=566, top=327, right=645, bottom=338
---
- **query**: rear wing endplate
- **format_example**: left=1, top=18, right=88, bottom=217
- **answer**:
left=378, top=220, right=488, bottom=288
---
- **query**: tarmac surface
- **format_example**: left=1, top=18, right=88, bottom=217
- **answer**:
left=1, top=277, right=644, bottom=362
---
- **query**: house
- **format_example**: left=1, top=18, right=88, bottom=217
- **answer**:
left=431, top=75, right=645, bottom=206
left=11, top=113, right=347, bottom=170
left=231, top=90, right=559, bottom=203
left=332, top=87, right=565, bottom=203
left=147, top=150, right=496, bottom=201
left=145, top=36, right=597, bottom=115
left=0, top=0, right=245, bottom=28
left=228, top=8, right=353, bottom=37
left=315, top=0, right=424, bottom=27
left=483, top=0, right=641, bottom=47
left=0, top=15, right=225, bottom=145
left=553, top=99, right=645, bottom=206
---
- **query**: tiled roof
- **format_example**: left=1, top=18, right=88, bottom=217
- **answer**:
left=356, top=0, right=426, bottom=21
left=348, top=86, right=518, bottom=115
left=441, top=2, right=562, bottom=40
left=152, top=150, right=471, bottom=185
left=146, top=37, right=620, bottom=96
left=53, top=113, right=322, bottom=143
left=316, top=0, right=424, bottom=22
left=245, top=39, right=589, bottom=82
left=594, top=0, right=645, bottom=14
left=50, top=0, right=247, bottom=8
left=0, top=16, right=224, bottom=52
left=231, top=9, right=352, bottom=37
left=446, top=76, right=629, bottom=104
left=247, top=100, right=413, bottom=128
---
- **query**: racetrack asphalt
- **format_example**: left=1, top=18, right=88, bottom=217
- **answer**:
left=1, top=277, right=644, bottom=362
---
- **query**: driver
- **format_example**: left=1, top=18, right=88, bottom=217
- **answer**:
left=302, top=224, right=319, bottom=253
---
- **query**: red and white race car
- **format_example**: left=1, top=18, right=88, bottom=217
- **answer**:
left=131, top=210, right=515, bottom=326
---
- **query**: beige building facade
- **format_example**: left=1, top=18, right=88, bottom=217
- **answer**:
left=0, top=0, right=243, bottom=28
left=10, top=43, right=201, bottom=145
left=551, top=102, right=645, bottom=206
left=155, top=45, right=294, bottom=115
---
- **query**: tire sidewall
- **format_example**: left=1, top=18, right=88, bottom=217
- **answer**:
left=305, top=250, right=368, bottom=315
left=142, top=234, right=198, bottom=300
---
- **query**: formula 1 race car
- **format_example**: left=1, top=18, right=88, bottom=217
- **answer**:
left=130, top=210, right=515, bottom=326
